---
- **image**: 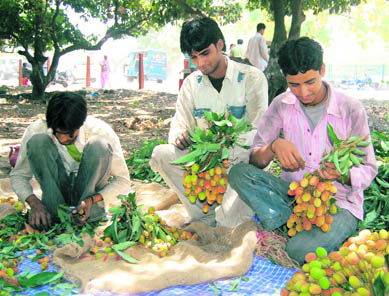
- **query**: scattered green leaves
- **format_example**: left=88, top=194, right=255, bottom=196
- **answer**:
left=360, top=129, right=389, bottom=231
left=126, top=139, right=167, bottom=183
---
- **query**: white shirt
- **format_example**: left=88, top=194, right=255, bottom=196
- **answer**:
left=169, top=57, right=268, bottom=163
left=245, top=33, right=269, bottom=71
left=10, top=116, right=131, bottom=203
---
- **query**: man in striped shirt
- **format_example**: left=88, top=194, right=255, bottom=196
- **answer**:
left=229, top=37, right=377, bottom=265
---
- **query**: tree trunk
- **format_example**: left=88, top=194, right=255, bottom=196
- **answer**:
left=264, top=0, right=288, bottom=104
left=289, top=0, right=305, bottom=40
left=30, top=62, right=49, bottom=101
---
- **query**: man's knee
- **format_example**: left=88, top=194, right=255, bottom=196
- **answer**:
left=27, top=134, right=52, bottom=150
left=228, top=162, right=250, bottom=186
left=27, top=134, right=56, bottom=158
left=150, top=144, right=176, bottom=169
left=84, top=137, right=112, bottom=157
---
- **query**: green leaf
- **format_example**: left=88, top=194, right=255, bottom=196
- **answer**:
left=376, top=177, right=389, bottom=188
left=113, top=241, right=137, bottom=251
left=171, top=149, right=203, bottom=164
left=108, top=206, right=125, bottom=215
left=208, top=283, right=221, bottom=295
left=115, top=250, right=139, bottom=264
left=112, top=219, right=119, bottom=243
left=214, top=119, right=232, bottom=127
left=18, top=271, right=64, bottom=288
left=373, top=274, right=386, bottom=295
left=221, top=147, right=229, bottom=160
left=327, top=123, right=342, bottom=145
left=234, top=118, right=252, bottom=134
left=192, top=142, right=221, bottom=152
left=130, top=216, right=140, bottom=240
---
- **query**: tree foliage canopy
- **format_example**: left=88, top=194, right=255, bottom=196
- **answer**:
left=245, top=0, right=363, bottom=101
left=0, top=0, right=242, bottom=99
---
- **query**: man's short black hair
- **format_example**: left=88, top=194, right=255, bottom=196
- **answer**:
left=46, top=92, right=87, bottom=134
left=277, top=37, right=324, bottom=76
left=180, top=17, right=226, bottom=55
left=237, top=39, right=243, bottom=45
left=257, top=23, right=266, bottom=32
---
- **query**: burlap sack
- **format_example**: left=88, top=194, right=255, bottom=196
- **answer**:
left=53, top=220, right=258, bottom=295
left=0, top=203, right=17, bottom=220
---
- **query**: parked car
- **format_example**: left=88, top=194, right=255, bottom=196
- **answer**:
left=123, top=50, right=168, bottom=83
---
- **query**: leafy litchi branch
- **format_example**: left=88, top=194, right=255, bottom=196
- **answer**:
left=172, top=111, right=252, bottom=171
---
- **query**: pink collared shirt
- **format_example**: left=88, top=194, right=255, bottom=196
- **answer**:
left=252, top=82, right=378, bottom=220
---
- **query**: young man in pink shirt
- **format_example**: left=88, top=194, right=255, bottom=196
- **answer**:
left=229, top=37, right=377, bottom=265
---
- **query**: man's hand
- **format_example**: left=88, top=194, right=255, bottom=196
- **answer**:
left=272, top=139, right=306, bottom=171
left=175, top=131, right=193, bottom=150
left=318, top=161, right=348, bottom=184
left=71, top=198, right=93, bottom=227
left=71, top=194, right=103, bottom=227
left=26, top=194, right=52, bottom=231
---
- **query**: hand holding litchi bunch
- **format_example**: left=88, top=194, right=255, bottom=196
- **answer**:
left=280, top=229, right=389, bottom=296
left=173, top=111, right=252, bottom=213
left=286, top=173, right=338, bottom=236
left=286, top=124, right=370, bottom=236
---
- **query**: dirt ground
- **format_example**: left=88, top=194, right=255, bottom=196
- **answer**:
left=0, top=87, right=177, bottom=160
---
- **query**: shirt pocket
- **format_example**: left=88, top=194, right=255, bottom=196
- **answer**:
left=227, top=105, right=246, bottom=119
left=194, top=108, right=211, bottom=118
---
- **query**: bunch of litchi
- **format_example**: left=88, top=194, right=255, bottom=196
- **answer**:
left=286, top=173, right=339, bottom=236
left=139, top=224, right=198, bottom=257
left=280, top=229, right=389, bottom=295
left=182, top=160, right=229, bottom=213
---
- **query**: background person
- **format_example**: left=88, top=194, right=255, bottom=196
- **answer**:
left=230, top=39, right=244, bottom=59
left=10, top=92, right=131, bottom=230
left=100, top=55, right=111, bottom=89
left=245, top=23, right=269, bottom=71
left=22, top=63, right=31, bottom=86
left=150, top=17, right=268, bottom=227
left=229, top=37, right=377, bottom=264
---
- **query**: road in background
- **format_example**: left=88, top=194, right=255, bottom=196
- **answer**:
left=1, top=73, right=389, bottom=101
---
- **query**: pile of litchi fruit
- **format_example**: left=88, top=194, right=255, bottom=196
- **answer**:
left=182, top=160, right=229, bottom=213
left=0, top=196, right=24, bottom=212
left=0, top=258, right=19, bottom=287
left=281, top=229, right=389, bottom=295
left=286, top=173, right=338, bottom=236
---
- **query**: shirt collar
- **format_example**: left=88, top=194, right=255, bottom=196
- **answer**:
left=224, top=56, right=235, bottom=82
left=281, top=81, right=342, bottom=118
left=199, top=55, right=231, bottom=85
left=46, top=120, right=87, bottom=146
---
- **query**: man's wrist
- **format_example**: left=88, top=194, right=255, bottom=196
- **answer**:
left=26, top=194, right=40, bottom=206
left=91, top=194, right=103, bottom=204
left=270, top=139, right=278, bottom=154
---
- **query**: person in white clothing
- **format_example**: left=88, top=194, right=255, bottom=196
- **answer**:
left=245, top=23, right=269, bottom=71
left=150, top=17, right=268, bottom=227
left=10, top=92, right=131, bottom=230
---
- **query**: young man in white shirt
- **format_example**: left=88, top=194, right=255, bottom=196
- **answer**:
left=150, top=17, right=268, bottom=227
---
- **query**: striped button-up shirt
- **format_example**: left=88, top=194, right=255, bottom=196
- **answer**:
left=252, top=82, right=378, bottom=220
